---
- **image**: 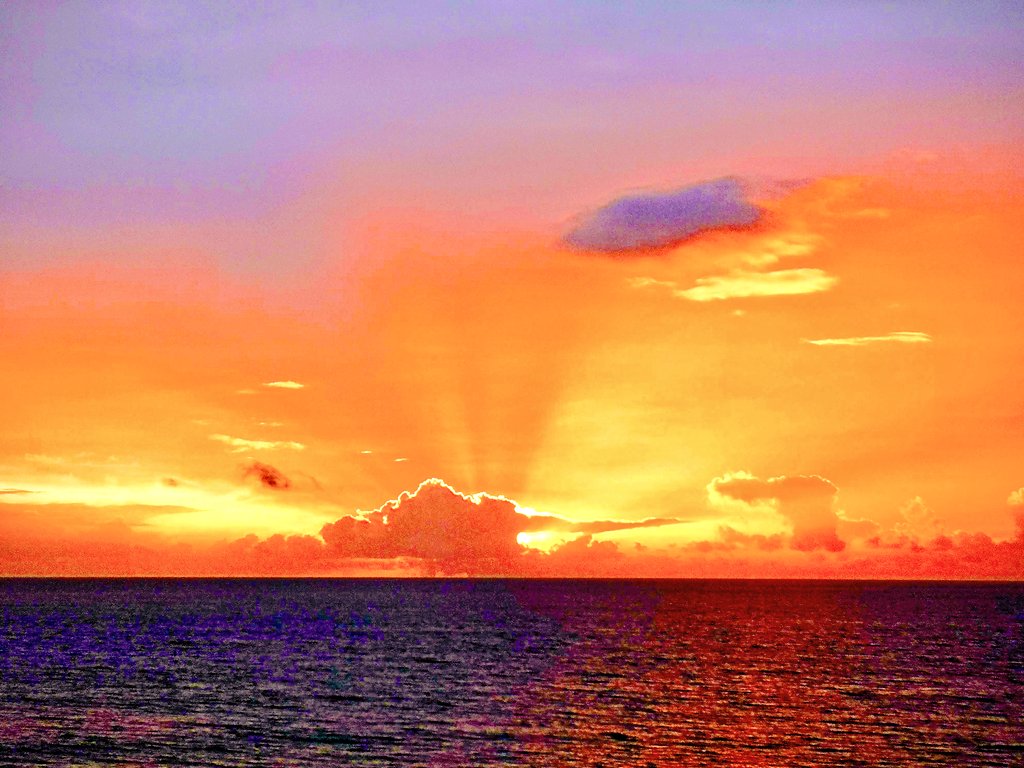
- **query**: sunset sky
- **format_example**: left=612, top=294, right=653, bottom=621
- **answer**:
left=2, top=2, right=1023, bottom=577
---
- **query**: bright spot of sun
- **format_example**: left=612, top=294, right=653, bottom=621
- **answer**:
left=516, top=530, right=562, bottom=552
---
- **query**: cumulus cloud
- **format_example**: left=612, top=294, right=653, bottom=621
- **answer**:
left=1009, top=488, right=1024, bottom=540
left=563, top=177, right=761, bottom=254
left=712, top=525, right=786, bottom=552
left=320, top=479, right=527, bottom=574
left=894, top=496, right=944, bottom=541
left=527, top=534, right=628, bottom=577
left=673, top=268, right=838, bottom=302
left=263, top=381, right=304, bottom=389
left=221, top=533, right=326, bottom=574
left=243, top=462, right=291, bottom=490
left=709, top=472, right=845, bottom=552
left=803, top=331, right=932, bottom=347
left=835, top=511, right=881, bottom=543
left=315, top=479, right=685, bottom=574
left=209, top=434, right=305, bottom=452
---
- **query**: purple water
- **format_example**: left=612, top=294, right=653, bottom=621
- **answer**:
left=1, top=579, right=1022, bottom=766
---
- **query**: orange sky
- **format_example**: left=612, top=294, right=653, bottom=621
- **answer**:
left=2, top=146, right=1022, bottom=577
left=2, top=4, right=1023, bottom=578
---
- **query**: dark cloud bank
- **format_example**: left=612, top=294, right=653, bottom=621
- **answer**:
left=563, top=177, right=762, bottom=254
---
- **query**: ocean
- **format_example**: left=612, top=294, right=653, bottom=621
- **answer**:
left=1, top=579, right=1021, bottom=766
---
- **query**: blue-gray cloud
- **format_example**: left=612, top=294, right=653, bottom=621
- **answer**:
left=563, top=178, right=762, bottom=254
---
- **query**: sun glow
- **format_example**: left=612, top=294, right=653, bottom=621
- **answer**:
left=0, top=478, right=337, bottom=539
left=516, top=530, right=567, bottom=552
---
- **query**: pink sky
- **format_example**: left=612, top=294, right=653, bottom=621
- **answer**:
left=2, top=3, right=1023, bottom=577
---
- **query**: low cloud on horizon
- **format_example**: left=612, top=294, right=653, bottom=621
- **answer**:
left=803, top=332, right=933, bottom=347
left=2, top=475, right=1022, bottom=579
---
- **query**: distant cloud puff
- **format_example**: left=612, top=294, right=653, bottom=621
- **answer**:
left=210, top=434, right=305, bottom=453
left=263, top=381, right=304, bottom=389
left=243, top=461, right=291, bottom=490
left=709, top=471, right=845, bottom=552
left=803, top=331, right=932, bottom=347
left=1009, top=488, right=1024, bottom=541
left=890, top=496, right=944, bottom=543
left=564, top=177, right=761, bottom=254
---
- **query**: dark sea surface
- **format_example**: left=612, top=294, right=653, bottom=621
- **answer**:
left=1, top=579, right=1022, bottom=767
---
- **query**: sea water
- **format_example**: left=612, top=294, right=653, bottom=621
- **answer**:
left=1, top=579, right=1021, bottom=766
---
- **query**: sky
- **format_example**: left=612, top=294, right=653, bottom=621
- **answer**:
left=2, top=1, right=1023, bottom=577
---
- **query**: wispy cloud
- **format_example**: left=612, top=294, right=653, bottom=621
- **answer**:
left=263, top=381, right=305, bottom=389
left=803, top=331, right=932, bottom=347
left=209, top=434, right=305, bottom=452
left=672, top=268, right=838, bottom=302
left=627, top=276, right=677, bottom=290
left=520, top=513, right=682, bottom=536
left=740, top=232, right=822, bottom=267
left=629, top=268, right=838, bottom=302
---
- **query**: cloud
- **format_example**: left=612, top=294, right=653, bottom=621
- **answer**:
left=803, top=331, right=932, bottom=346
left=209, top=434, right=305, bottom=452
left=563, top=177, right=761, bottom=254
left=263, top=381, right=304, bottom=389
left=527, top=534, right=628, bottom=576
left=243, top=462, right=291, bottom=490
left=709, top=471, right=845, bottom=552
left=706, top=525, right=786, bottom=552
left=1009, top=488, right=1024, bottom=541
left=627, top=276, right=678, bottom=291
left=222, top=533, right=326, bottom=574
left=316, top=479, right=682, bottom=574
left=672, top=268, right=838, bottom=302
left=0, top=488, right=34, bottom=495
left=739, top=232, right=823, bottom=267
left=894, top=496, right=944, bottom=541
left=519, top=513, right=682, bottom=536
left=320, top=479, right=527, bottom=574
left=835, top=511, right=881, bottom=543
